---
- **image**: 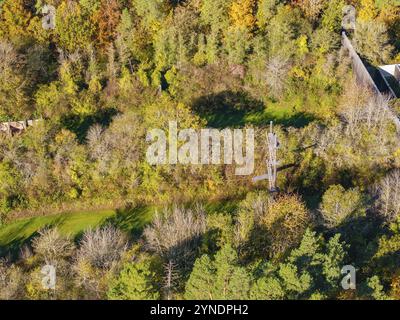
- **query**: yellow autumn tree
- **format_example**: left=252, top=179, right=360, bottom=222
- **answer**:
left=377, top=2, right=400, bottom=31
left=358, top=0, right=378, bottom=22
left=229, top=0, right=257, bottom=30
left=55, top=1, right=96, bottom=52
left=296, top=0, right=326, bottom=21
left=261, top=194, right=311, bottom=259
left=0, top=0, right=32, bottom=45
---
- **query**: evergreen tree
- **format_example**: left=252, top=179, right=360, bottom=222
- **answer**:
left=223, top=27, right=251, bottom=65
left=257, top=0, right=280, bottom=29
left=132, top=0, right=167, bottom=31
left=107, top=260, right=161, bottom=300
left=184, top=255, right=215, bottom=300
left=185, top=245, right=250, bottom=300
left=200, top=0, right=233, bottom=33
left=250, top=230, right=348, bottom=300
left=193, top=33, right=207, bottom=66
left=213, top=245, right=250, bottom=299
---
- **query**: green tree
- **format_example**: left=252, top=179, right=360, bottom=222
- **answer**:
left=185, top=244, right=250, bottom=300
left=319, top=185, right=366, bottom=228
left=108, top=259, right=161, bottom=300
left=152, top=7, right=198, bottom=71
left=213, top=245, right=251, bottom=299
left=0, top=0, right=32, bottom=46
left=193, top=33, right=207, bottom=66
left=266, top=5, right=310, bottom=58
left=184, top=255, right=215, bottom=300
left=200, top=0, right=233, bottom=33
left=55, top=1, right=96, bottom=52
left=250, top=230, right=348, bottom=299
left=256, top=0, right=279, bottom=29
left=250, top=274, right=286, bottom=300
left=321, top=0, right=345, bottom=32
left=0, top=41, right=29, bottom=120
left=223, top=27, right=251, bottom=65
left=354, top=21, right=393, bottom=65
left=311, top=28, right=340, bottom=55
left=0, top=161, right=22, bottom=217
left=132, top=0, right=168, bottom=31
left=367, top=276, right=389, bottom=300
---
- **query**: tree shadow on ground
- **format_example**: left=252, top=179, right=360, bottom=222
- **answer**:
left=321, top=214, right=383, bottom=269
left=104, top=205, right=155, bottom=240
left=0, top=215, right=68, bottom=260
left=191, top=90, right=316, bottom=128
left=60, top=107, right=118, bottom=143
left=191, top=90, right=263, bottom=128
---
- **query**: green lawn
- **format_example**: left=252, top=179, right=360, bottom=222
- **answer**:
left=0, top=201, right=240, bottom=257
left=0, top=206, right=156, bottom=256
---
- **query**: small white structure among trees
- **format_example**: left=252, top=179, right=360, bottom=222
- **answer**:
left=378, top=64, right=400, bottom=98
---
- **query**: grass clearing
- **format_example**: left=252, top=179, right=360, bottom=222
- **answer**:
left=0, top=200, right=241, bottom=257
left=0, top=207, right=158, bottom=256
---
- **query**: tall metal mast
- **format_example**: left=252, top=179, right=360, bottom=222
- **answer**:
left=253, top=121, right=280, bottom=192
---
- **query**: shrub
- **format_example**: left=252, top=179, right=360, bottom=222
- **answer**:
left=32, top=227, right=75, bottom=264
left=76, top=224, right=128, bottom=270
left=144, top=206, right=206, bottom=272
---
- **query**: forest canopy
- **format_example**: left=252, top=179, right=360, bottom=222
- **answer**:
left=0, top=0, right=400, bottom=301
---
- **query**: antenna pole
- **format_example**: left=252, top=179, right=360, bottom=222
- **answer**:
left=253, top=121, right=280, bottom=193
